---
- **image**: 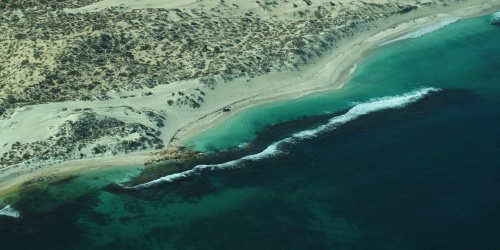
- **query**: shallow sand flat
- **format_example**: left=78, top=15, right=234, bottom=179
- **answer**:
left=1, top=0, right=500, bottom=195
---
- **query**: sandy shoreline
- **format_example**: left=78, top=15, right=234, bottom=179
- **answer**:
left=175, top=2, right=500, bottom=144
left=1, top=1, right=499, bottom=196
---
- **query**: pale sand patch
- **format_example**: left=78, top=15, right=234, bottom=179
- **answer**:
left=64, top=0, right=345, bottom=18
left=1, top=0, right=499, bottom=195
left=65, top=0, right=199, bottom=13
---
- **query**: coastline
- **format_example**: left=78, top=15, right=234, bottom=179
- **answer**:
left=1, top=1, right=499, bottom=197
left=173, top=2, right=500, bottom=145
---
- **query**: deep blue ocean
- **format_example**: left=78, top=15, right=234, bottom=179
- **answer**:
left=1, top=12, right=499, bottom=250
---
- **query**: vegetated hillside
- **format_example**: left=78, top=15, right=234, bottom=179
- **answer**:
left=0, top=0, right=448, bottom=116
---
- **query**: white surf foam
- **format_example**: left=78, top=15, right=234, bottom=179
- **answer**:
left=130, top=88, right=439, bottom=189
left=348, top=63, right=358, bottom=77
left=131, top=141, right=285, bottom=189
left=292, top=87, right=439, bottom=140
left=0, top=205, right=21, bottom=219
left=380, top=18, right=460, bottom=46
left=492, top=12, right=500, bottom=23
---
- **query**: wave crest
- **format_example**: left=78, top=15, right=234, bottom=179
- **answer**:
left=131, top=141, right=284, bottom=189
left=130, top=88, right=439, bottom=190
left=380, top=18, right=459, bottom=46
left=0, top=205, right=21, bottom=219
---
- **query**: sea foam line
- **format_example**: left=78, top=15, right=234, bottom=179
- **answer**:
left=130, top=87, right=439, bottom=190
left=130, top=141, right=284, bottom=189
left=0, top=205, right=21, bottom=219
left=380, top=18, right=460, bottom=46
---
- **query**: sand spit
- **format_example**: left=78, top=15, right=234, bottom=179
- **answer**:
left=1, top=0, right=499, bottom=194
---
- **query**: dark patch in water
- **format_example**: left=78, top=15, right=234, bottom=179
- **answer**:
left=119, top=88, right=474, bottom=193
left=115, top=110, right=337, bottom=191
left=0, top=190, right=99, bottom=249
left=48, top=175, right=80, bottom=185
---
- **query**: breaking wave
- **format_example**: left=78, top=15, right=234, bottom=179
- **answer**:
left=0, top=205, right=21, bottom=219
left=130, top=141, right=284, bottom=189
left=380, top=18, right=460, bottom=46
left=493, top=11, right=500, bottom=19
left=130, top=88, right=439, bottom=190
left=492, top=12, right=500, bottom=25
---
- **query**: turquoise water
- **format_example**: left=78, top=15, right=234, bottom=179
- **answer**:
left=1, top=13, right=500, bottom=250
left=186, top=14, right=500, bottom=152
